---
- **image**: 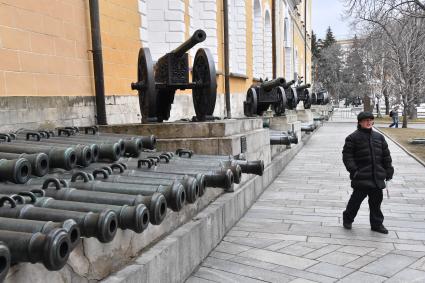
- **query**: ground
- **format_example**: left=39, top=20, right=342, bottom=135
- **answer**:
left=379, top=127, right=425, bottom=164
left=187, top=116, right=425, bottom=283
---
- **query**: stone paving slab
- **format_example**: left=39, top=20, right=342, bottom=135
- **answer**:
left=187, top=121, right=425, bottom=282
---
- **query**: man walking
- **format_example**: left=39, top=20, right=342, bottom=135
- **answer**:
left=389, top=107, right=399, bottom=128
left=342, top=112, right=394, bottom=234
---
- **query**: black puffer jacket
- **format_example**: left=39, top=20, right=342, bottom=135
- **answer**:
left=342, top=127, right=394, bottom=190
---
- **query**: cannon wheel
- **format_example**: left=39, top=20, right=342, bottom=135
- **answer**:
left=135, top=48, right=156, bottom=123
left=285, top=87, right=297, bottom=110
left=303, top=90, right=312, bottom=109
left=244, top=88, right=258, bottom=117
left=273, top=87, right=287, bottom=116
left=192, top=48, right=217, bottom=121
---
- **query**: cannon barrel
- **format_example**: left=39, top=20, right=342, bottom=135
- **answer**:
left=0, top=228, right=70, bottom=271
left=0, top=158, right=32, bottom=184
left=15, top=193, right=149, bottom=234
left=171, top=29, right=206, bottom=58
left=7, top=140, right=93, bottom=167
left=70, top=170, right=187, bottom=210
left=0, top=152, right=49, bottom=177
left=80, top=131, right=156, bottom=151
left=283, top=80, right=296, bottom=89
left=261, top=77, right=286, bottom=92
left=0, top=196, right=117, bottom=243
left=296, top=83, right=311, bottom=91
left=301, top=123, right=316, bottom=133
left=0, top=144, right=76, bottom=170
left=0, top=243, right=10, bottom=282
left=123, top=155, right=242, bottom=185
left=0, top=215, right=80, bottom=250
left=38, top=177, right=167, bottom=225
left=270, top=132, right=299, bottom=145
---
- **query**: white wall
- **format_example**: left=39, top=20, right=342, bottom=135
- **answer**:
left=189, top=0, right=218, bottom=69
left=252, top=0, right=264, bottom=78
left=229, top=0, right=247, bottom=75
left=264, top=8, right=273, bottom=79
left=138, top=0, right=186, bottom=61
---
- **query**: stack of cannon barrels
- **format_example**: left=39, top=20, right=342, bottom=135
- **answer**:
left=0, top=126, right=264, bottom=280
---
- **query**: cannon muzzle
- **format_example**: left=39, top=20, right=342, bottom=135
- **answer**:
left=296, top=83, right=311, bottom=91
left=261, top=77, right=286, bottom=92
left=0, top=158, right=32, bottom=184
left=234, top=160, right=264, bottom=176
left=283, top=80, right=296, bottom=89
left=0, top=228, right=71, bottom=271
left=0, top=243, right=10, bottom=282
left=0, top=153, right=49, bottom=177
left=204, top=169, right=234, bottom=192
left=171, top=29, right=206, bottom=58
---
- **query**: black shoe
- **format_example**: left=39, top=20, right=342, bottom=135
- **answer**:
left=343, top=222, right=352, bottom=230
left=371, top=225, right=388, bottom=234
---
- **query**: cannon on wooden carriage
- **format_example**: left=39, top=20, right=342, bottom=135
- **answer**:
left=312, top=90, right=330, bottom=105
left=294, top=83, right=312, bottom=109
left=131, top=30, right=217, bottom=123
left=243, top=78, right=298, bottom=117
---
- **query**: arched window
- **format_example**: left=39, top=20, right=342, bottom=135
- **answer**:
left=189, top=0, right=218, bottom=68
left=252, top=0, right=263, bottom=78
left=264, top=9, right=272, bottom=79
left=138, top=0, right=186, bottom=61
left=229, top=0, right=247, bottom=75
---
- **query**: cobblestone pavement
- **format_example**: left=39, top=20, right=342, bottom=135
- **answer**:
left=187, top=121, right=425, bottom=283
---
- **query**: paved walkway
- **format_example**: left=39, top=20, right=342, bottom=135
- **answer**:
left=187, top=121, right=425, bottom=283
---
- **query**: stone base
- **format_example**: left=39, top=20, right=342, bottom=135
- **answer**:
left=100, top=119, right=271, bottom=166
left=297, top=109, right=314, bottom=124
left=102, top=133, right=313, bottom=283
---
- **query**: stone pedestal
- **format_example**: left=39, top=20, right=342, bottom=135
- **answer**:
left=311, top=105, right=332, bottom=119
left=100, top=119, right=271, bottom=166
left=297, top=109, right=314, bottom=124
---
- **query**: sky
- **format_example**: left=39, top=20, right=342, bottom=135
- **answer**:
left=312, top=0, right=354, bottom=40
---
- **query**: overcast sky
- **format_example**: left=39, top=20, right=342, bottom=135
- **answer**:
left=312, top=0, right=354, bottom=40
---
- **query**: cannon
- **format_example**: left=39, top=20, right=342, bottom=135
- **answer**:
left=68, top=171, right=185, bottom=213
left=0, top=195, right=117, bottom=243
left=131, top=30, right=217, bottom=123
left=12, top=190, right=149, bottom=234
left=295, top=83, right=312, bottom=109
left=312, top=90, right=330, bottom=105
left=0, top=213, right=80, bottom=250
left=0, top=143, right=76, bottom=170
left=244, top=77, right=289, bottom=117
left=301, top=123, right=317, bottom=133
left=0, top=158, right=32, bottom=184
left=269, top=131, right=299, bottom=145
left=0, top=228, right=70, bottom=271
left=0, top=152, right=49, bottom=177
left=0, top=243, right=10, bottom=282
left=173, top=150, right=265, bottom=176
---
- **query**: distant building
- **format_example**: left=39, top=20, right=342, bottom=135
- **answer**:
left=336, top=38, right=354, bottom=63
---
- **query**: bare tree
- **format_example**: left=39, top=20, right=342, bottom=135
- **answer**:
left=346, top=0, right=425, bottom=127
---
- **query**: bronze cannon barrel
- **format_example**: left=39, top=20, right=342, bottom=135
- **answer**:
left=0, top=214, right=80, bottom=250
left=0, top=143, right=76, bottom=170
left=171, top=29, right=206, bottom=58
left=296, top=83, right=311, bottom=91
left=0, top=158, right=32, bottom=184
left=0, top=196, right=117, bottom=243
left=14, top=192, right=149, bottom=234
left=0, top=228, right=70, bottom=271
left=0, top=152, right=49, bottom=177
left=261, top=77, right=286, bottom=92
left=0, top=243, right=10, bottom=282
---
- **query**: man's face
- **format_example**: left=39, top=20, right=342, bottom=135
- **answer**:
left=359, top=118, right=374, bottom=129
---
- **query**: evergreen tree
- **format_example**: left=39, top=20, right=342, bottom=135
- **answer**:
left=323, top=26, right=336, bottom=48
left=311, top=31, right=321, bottom=58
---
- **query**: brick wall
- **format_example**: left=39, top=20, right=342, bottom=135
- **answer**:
left=0, top=0, right=93, bottom=97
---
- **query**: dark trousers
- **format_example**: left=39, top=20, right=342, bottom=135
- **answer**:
left=343, top=188, right=384, bottom=227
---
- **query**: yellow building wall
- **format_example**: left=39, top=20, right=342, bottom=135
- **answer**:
left=99, top=0, right=141, bottom=96
left=0, top=0, right=93, bottom=97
